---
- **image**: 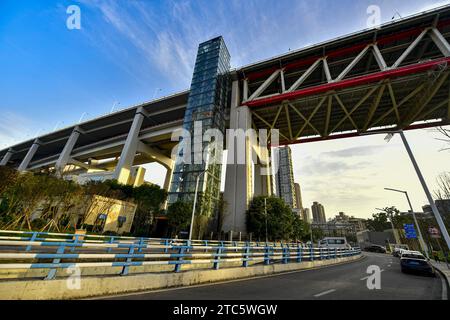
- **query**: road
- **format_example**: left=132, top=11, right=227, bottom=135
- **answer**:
left=100, top=252, right=447, bottom=300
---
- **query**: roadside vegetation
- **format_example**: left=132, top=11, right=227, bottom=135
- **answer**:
left=246, top=196, right=310, bottom=242
left=0, top=166, right=167, bottom=236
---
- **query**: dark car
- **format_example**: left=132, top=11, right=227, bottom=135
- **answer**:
left=364, top=245, right=387, bottom=253
left=400, top=252, right=435, bottom=276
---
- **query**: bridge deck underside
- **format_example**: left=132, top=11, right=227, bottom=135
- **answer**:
left=251, top=73, right=450, bottom=145
left=243, top=7, right=450, bottom=144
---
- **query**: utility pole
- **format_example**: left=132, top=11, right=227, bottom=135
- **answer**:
left=384, top=188, right=429, bottom=258
left=398, top=131, right=450, bottom=251
left=361, top=130, right=450, bottom=251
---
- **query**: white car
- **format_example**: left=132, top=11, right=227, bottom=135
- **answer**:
left=400, top=251, right=435, bottom=276
left=318, top=237, right=350, bottom=249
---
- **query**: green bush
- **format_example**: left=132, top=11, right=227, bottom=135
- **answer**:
left=246, top=196, right=309, bottom=242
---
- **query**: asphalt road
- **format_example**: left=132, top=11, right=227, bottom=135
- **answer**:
left=100, top=252, right=447, bottom=300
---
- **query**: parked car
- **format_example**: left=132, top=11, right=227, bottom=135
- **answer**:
left=364, top=245, right=387, bottom=253
left=392, top=245, right=409, bottom=257
left=400, top=251, right=435, bottom=276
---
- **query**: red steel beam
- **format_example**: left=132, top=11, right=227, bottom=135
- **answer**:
left=245, top=19, right=450, bottom=82
left=246, top=57, right=450, bottom=108
left=277, top=121, right=447, bottom=146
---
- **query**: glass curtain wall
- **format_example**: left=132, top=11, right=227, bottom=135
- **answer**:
left=168, top=37, right=231, bottom=221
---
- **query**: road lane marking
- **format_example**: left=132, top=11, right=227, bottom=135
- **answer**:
left=314, top=289, right=336, bottom=297
left=360, top=269, right=384, bottom=281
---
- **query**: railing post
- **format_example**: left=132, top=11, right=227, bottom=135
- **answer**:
left=242, top=246, right=250, bottom=267
left=137, top=237, right=144, bottom=253
left=264, top=246, right=271, bottom=265
left=204, top=240, right=208, bottom=253
left=121, top=246, right=135, bottom=276
left=283, top=244, right=289, bottom=264
left=25, top=232, right=38, bottom=252
left=107, top=236, right=115, bottom=253
left=174, top=246, right=185, bottom=273
left=164, top=239, right=169, bottom=253
left=297, top=244, right=302, bottom=263
left=310, top=246, right=314, bottom=261
left=71, top=235, right=79, bottom=253
left=213, top=246, right=222, bottom=270
left=287, top=247, right=290, bottom=264
left=45, top=245, right=65, bottom=280
left=335, top=248, right=337, bottom=259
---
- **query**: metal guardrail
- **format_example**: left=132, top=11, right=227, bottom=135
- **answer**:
left=0, top=230, right=361, bottom=280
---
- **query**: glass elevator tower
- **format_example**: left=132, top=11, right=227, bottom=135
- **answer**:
left=168, top=37, right=230, bottom=223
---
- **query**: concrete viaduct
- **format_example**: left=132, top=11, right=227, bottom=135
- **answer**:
left=2, top=6, right=450, bottom=235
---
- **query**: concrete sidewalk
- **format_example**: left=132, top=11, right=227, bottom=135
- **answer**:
left=431, top=261, right=450, bottom=300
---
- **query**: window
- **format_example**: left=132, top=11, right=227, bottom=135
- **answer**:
left=117, top=216, right=127, bottom=228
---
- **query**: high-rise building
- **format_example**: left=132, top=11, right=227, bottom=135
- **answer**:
left=273, top=146, right=297, bottom=209
left=294, top=183, right=303, bottom=211
left=168, top=37, right=231, bottom=221
left=303, top=208, right=312, bottom=223
left=311, top=201, right=327, bottom=223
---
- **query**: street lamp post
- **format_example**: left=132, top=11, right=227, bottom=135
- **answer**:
left=264, top=198, right=268, bottom=243
left=384, top=188, right=429, bottom=258
left=360, top=129, right=450, bottom=251
left=189, top=171, right=207, bottom=241
left=376, top=207, right=399, bottom=245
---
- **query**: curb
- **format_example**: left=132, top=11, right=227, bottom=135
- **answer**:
left=432, top=263, right=449, bottom=300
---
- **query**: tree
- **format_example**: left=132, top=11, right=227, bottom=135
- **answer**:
left=166, top=201, right=192, bottom=237
left=246, top=196, right=297, bottom=241
left=435, top=127, right=450, bottom=151
left=312, top=227, right=324, bottom=242
left=366, top=207, right=401, bottom=232
left=131, top=184, right=167, bottom=236
left=292, top=214, right=310, bottom=241
left=435, top=172, right=450, bottom=200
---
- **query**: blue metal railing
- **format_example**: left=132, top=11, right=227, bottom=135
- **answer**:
left=0, top=230, right=362, bottom=280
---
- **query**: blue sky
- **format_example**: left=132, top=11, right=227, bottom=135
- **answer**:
left=1, top=0, right=450, bottom=218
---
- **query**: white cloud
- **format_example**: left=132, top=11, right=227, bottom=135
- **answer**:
left=419, top=0, right=450, bottom=12
left=0, top=112, right=38, bottom=149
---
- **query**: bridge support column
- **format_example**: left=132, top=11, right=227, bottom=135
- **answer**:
left=163, top=166, right=173, bottom=191
left=253, top=147, right=272, bottom=197
left=0, top=149, right=14, bottom=166
left=55, top=126, right=83, bottom=176
left=223, top=80, right=254, bottom=235
left=162, top=165, right=174, bottom=209
left=113, top=107, right=147, bottom=185
left=18, top=139, right=41, bottom=172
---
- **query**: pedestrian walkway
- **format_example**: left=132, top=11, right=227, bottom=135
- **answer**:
left=431, top=261, right=450, bottom=296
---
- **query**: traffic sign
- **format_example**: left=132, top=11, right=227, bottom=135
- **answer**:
left=404, top=224, right=417, bottom=239
left=428, top=227, right=441, bottom=239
